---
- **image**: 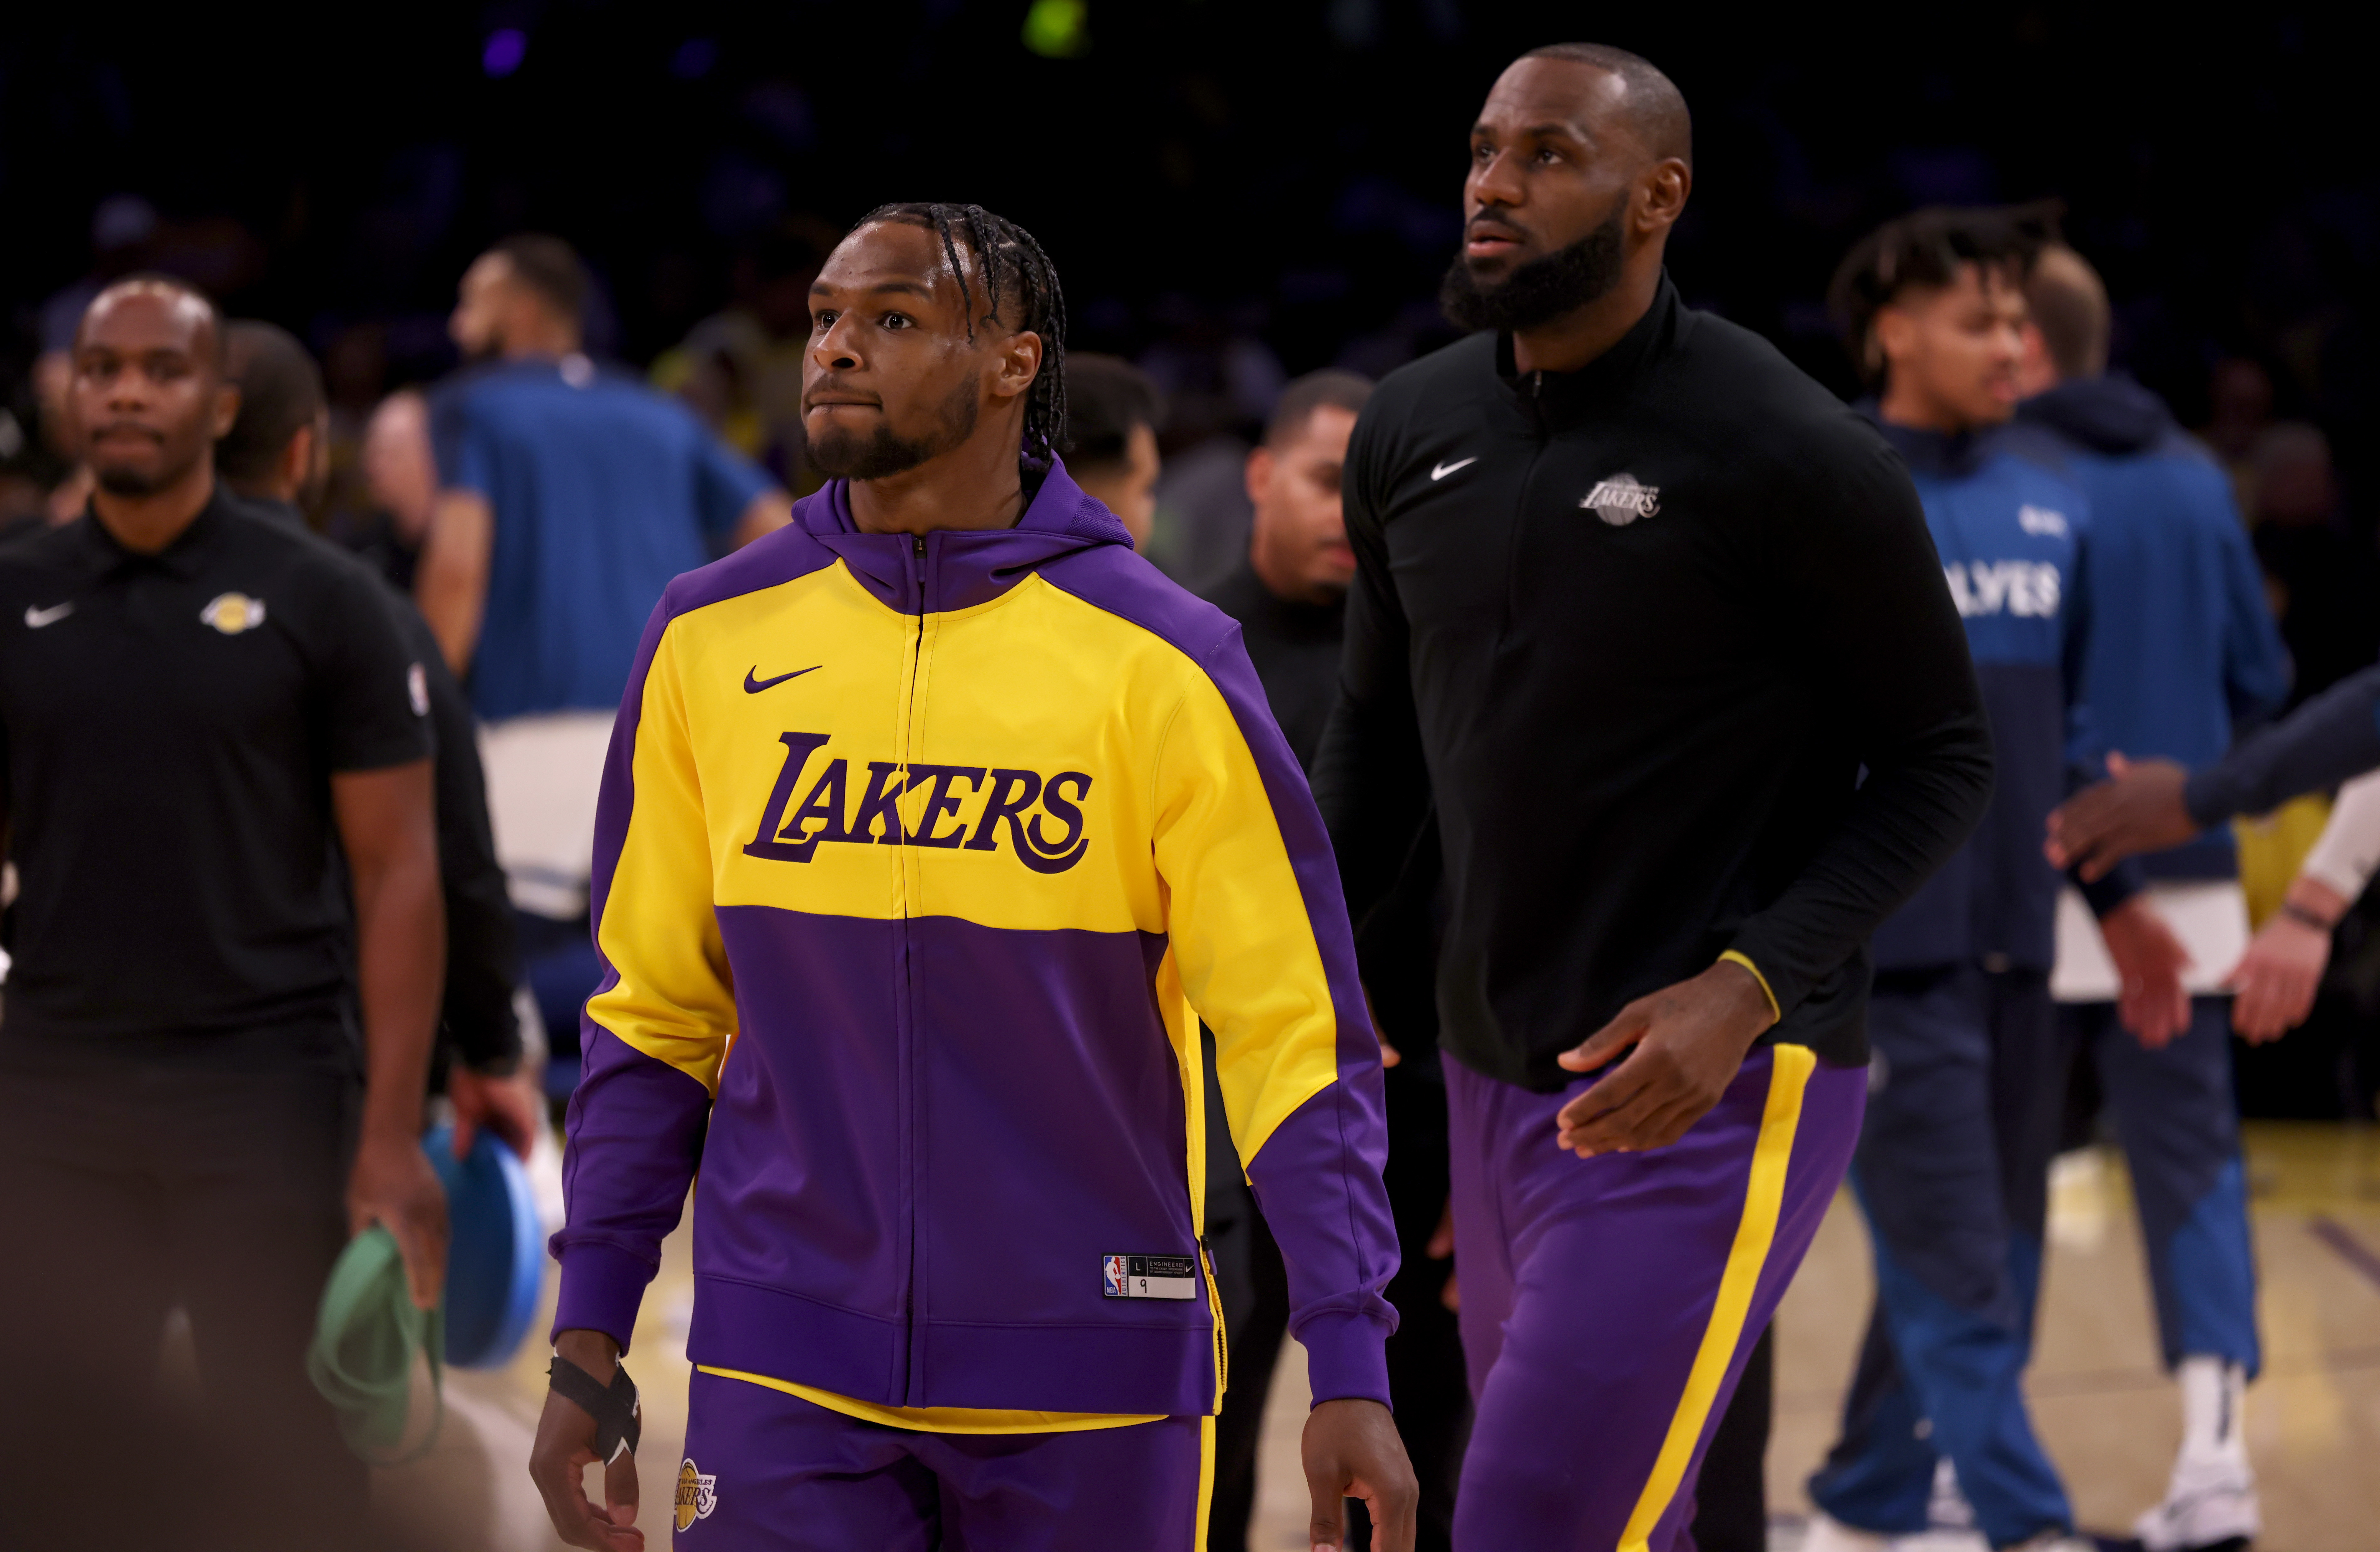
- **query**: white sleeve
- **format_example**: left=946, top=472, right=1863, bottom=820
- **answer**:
left=2300, top=770, right=2380, bottom=902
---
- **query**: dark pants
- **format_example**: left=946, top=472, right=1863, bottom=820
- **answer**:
left=1205, top=1046, right=1470, bottom=1552
left=1692, top=1323, right=1774, bottom=1552
left=0, top=1056, right=367, bottom=1552
left=1810, top=965, right=2071, bottom=1545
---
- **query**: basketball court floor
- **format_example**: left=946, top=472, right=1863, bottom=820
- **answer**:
left=362, top=1121, right=2380, bottom=1551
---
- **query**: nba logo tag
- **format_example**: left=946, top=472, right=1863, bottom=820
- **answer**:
left=1102, top=1255, right=1129, bottom=1297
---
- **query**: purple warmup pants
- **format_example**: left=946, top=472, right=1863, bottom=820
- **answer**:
left=1448, top=1044, right=1865, bottom=1551
left=672, top=1369, right=1212, bottom=1549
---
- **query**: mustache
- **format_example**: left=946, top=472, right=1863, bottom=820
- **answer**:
left=1467, top=211, right=1532, bottom=240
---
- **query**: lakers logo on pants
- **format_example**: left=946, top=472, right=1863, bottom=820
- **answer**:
left=675, top=1459, right=717, bottom=1531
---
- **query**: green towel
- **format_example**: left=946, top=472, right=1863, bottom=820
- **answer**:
left=307, top=1225, right=444, bottom=1464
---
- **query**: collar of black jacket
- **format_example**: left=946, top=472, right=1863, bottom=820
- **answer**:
left=1493, top=270, right=1682, bottom=424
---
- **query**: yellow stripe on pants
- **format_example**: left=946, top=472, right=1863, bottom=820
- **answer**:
left=1616, top=1044, right=1816, bottom=1552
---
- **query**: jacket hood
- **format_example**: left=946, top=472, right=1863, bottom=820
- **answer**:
left=796, top=457, right=1135, bottom=613
left=2016, top=375, right=2174, bottom=455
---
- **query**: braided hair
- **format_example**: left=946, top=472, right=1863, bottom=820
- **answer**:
left=858, top=202, right=1068, bottom=470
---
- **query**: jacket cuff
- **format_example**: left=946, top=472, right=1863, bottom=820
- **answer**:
left=2075, top=855, right=2147, bottom=919
left=1296, top=1307, right=1394, bottom=1408
left=1716, top=951, right=1782, bottom=1023
left=2183, top=765, right=2239, bottom=829
left=550, top=1240, right=657, bottom=1354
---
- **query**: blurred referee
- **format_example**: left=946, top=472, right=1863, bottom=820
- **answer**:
left=0, top=277, right=447, bottom=1552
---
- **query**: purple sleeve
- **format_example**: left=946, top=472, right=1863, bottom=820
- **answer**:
left=544, top=597, right=711, bottom=1353
left=1199, top=633, right=1402, bottom=1408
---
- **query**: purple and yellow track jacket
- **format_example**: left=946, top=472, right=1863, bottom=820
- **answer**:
left=549, top=461, right=1398, bottom=1425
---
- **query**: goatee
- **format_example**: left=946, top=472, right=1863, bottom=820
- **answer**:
left=1440, top=204, right=1628, bottom=334
left=809, top=377, right=981, bottom=481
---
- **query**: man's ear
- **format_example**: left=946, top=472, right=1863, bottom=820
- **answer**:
left=278, top=423, right=318, bottom=497
left=1873, top=307, right=1914, bottom=374
left=1244, top=445, right=1276, bottom=508
left=993, top=330, right=1045, bottom=403
left=1637, top=159, right=1691, bottom=234
left=209, top=382, right=243, bottom=440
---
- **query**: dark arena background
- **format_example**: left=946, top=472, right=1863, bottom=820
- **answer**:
left=2, top=5, right=2375, bottom=1550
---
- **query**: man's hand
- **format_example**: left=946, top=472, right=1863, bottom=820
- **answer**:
left=347, top=1120, right=449, bottom=1310
left=1302, top=1397, right=1417, bottom=1552
left=2045, top=752, right=2197, bottom=880
left=2227, top=877, right=2345, bottom=1042
left=531, top=1329, right=646, bottom=1551
left=1554, top=961, right=1775, bottom=1158
left=2097, top=897, right=2193, bottom=1049
left=450, top=1064, right=542, bottom=1159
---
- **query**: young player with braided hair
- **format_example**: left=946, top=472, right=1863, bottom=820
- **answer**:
left=528, top=204, right=1417, bottom=1551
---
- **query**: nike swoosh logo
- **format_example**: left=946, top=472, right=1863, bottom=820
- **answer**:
left=24, top=603, right=73, bottom=629
left=744, top=665, right=821, bottom=693
left=1431, top=457, right=1478, bottom=481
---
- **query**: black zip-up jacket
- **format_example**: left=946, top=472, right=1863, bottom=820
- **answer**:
left=1312, top=276, right=1995, bottom=1089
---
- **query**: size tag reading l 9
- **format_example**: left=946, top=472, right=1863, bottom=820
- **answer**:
left=1101, top=1253, right=1197, bottom=1300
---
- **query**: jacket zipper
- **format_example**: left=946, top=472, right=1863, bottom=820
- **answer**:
left=897, top=530, right=929, bottom=1403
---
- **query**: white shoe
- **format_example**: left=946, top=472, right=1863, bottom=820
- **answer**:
left=2133, top=1460, right=2260, bottom=1551
left=1799, top=1512, right=1890, bottom=1552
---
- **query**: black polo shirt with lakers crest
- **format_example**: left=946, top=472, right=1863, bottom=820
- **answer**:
left=0, top=488, right=431, bottom=1064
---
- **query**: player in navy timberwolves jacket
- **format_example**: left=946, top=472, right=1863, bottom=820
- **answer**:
left=1802, top=210, right=2190, bottom=1552
left=2012, top=245, right=2289, bottom=1552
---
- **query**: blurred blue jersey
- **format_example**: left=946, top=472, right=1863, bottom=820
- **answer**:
left=430, top=357, right=773, bottom=721
left=1868, top=415, right=2136, bottom=971
left=2011, top=376, right=2290, bottom=879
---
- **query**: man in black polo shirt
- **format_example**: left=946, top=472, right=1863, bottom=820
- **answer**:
left=0, top=277, right=447, bottom=1551
left=1203, top=368, right=1469, bottom=1552
left=1314, top=44, right=1992, bottom=1548
left=218, top=317, right=536, bottom=1155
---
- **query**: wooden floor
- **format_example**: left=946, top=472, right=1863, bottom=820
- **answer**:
left=367, top=1122, right=2380, bottom=1551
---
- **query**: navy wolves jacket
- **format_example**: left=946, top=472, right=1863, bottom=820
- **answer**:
left=1867, top=416, right=2140, bottom=972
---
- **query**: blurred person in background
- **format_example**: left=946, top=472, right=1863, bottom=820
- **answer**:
left=1201, top=368, right=1469, bottom=1552
left=320, top=387, right=440, bottom=592
left=2012, top=244, right=2289, bottom=1552
left=218, top=320, right=537, bottom=1160
left=1063, top=352, right=1164, bottom=550
left=420, top=233, right=789, bottom=1101
left=1805, top=208, right=2186, bottom=1552
left=1140, top=297, right=1285, bottom=592
left=0, top=277, right=446, bottom=1550
left=651, top=216, right=836, bottom=491
left=2247, top=421, right=2379, bottom=709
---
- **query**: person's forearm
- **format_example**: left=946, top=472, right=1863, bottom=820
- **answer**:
left=2187, top=664, right=2380, bottom=825
left=2299, top=769, right=2380, bottom=904
left=416, top=490, right=493, bottom=674
left=356, top=843, right=446, bottom=1139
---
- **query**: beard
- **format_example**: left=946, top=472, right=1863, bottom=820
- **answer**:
left=808, top=376, right=981, bottom=481
left=1440, top=203, right=1628, bottom=334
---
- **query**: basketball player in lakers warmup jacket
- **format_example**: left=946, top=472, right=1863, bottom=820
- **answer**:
left=528, top=205, right=1416, bottom=1552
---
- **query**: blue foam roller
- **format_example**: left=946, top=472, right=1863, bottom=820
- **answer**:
left=423, top=1124, right=545, bottom=1369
